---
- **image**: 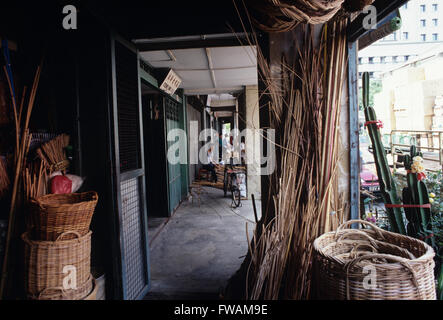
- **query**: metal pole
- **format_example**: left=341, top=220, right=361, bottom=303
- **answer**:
left=391, top=130, right=395, bottom=172
left=440, top=132, right=442, bottom=171
left=347, top=40, right=360, bottom=226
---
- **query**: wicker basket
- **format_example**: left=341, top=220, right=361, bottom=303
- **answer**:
left=22, top=231, right=91, bottom=296
left=313, top=220, right=436, bottom=300
left=28, top=274, right=93, bottom=300
left=30, top=191, right=98, bottom=241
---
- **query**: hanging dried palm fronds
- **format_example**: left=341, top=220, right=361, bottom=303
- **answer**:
left=246, top=28, right=325, bottom=299
left=36, top=134, right=70, bottom=173
left=244, top=0, right=374, bottom=32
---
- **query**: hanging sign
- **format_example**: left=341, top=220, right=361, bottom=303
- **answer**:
left=159, top=69, right=182, bottom=95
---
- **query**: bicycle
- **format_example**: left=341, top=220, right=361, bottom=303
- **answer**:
left=223, top=157, right=243, bottom=208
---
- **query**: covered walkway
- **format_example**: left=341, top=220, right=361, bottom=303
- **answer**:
left=144, top=187, right=260, bottom=300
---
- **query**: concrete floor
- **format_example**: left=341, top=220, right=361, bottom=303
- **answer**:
left=144, top=186, right=260, bottom=300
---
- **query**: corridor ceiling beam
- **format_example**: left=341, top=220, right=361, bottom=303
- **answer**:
left=134, top=33, right=250, bottom=51
left=209, top=106, right=236, bottom=112
left=209, top=99, right=236, bottom=107
left=205, top=48, right=217, bottom=89
left=184, top=87, right=244, bottom=95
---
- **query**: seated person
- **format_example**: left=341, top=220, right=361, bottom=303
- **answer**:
left=203, top=146, right=218, bottom=183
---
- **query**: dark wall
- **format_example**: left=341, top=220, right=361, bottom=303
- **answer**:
left=142, top=93, right=169, bottom=218
left=1, top=2, right=123, bottom=298
left=73, top=12, right=120, bottom=298
left=0, top=1, right=79, bottom=148
left=84, top=0, right=250, bottom=40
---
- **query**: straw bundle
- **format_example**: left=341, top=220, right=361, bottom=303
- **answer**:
left=240, top=17, right=349, bottom=299
left=245, top=0, right=374, bottom=32
left=36, top=134, right=70, bottom=173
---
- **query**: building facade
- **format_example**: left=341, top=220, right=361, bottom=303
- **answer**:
left=359, top=0, right=443, bottom=79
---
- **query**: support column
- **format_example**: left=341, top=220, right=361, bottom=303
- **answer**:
left=245, top=85, right=261, bottom=199
left=234, top=99, right=239, bottom=139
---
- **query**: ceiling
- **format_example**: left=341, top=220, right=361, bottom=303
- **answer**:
left=140, top=45, right=257, bottom=96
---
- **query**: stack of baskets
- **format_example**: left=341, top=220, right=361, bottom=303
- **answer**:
left=23, top=191, right=98, bottom=300
left=313, top=219, right=436, bottom=300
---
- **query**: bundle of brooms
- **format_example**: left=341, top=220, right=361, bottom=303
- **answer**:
left=23, top=160, right=47, bottom=203
left=0, top=59, right=43, bottom=299
left=229, top=9, right=349, bottom=299
left=36, top=134, right=70, bottom=173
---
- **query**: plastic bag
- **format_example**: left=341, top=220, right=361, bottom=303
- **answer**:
left=50, top=175, right=72, bottom=194
left=65, top=174, right=85, bottom=193
left=48, top=171, right=85, bottom=193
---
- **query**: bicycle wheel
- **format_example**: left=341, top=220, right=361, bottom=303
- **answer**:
left=232, top=187, right=241, bottom=208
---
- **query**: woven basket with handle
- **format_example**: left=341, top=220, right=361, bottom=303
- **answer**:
left=23, top=231, right=91, bottom=297
left=30, top=191, right=98, bottom=241
left=27, top=274, right=93, bottom=300
left=313, top=219, right=436, bottom=300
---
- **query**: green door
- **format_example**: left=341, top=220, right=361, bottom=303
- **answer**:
left=165, top=97, right=182, bottom=213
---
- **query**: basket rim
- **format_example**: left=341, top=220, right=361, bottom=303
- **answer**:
left=30, top=191, right=98, bottom=208
left=313, top=228, right=435, bottom=266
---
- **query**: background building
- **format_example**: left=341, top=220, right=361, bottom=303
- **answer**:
left=359, top=0, right=443, bottom=80
left=373, top=45, right=443, bottom=132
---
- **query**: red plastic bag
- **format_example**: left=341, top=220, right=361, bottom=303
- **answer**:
left=50, top=175, right=72, bottom=194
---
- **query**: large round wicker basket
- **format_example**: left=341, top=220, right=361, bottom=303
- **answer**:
left=313, top=220, right=436, bottom=300
left=29, top=191, right=98, bottom=241
left=22, top=231, right=92, bottom=297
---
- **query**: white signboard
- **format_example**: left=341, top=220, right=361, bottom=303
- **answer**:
left=159, top=69, right=182, bottom=95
